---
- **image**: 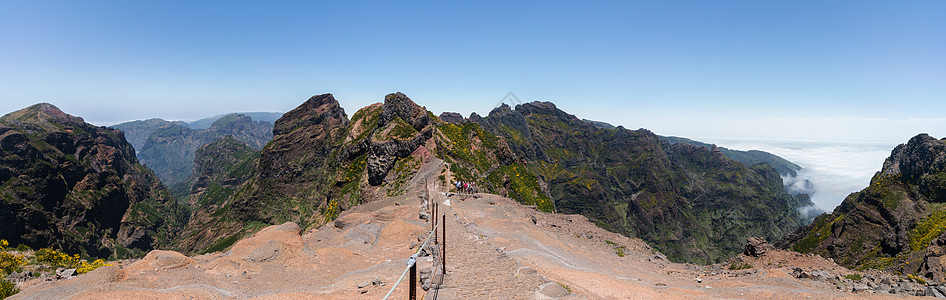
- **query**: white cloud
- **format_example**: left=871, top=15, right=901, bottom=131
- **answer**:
left=712, top=139, right=895, bottom=212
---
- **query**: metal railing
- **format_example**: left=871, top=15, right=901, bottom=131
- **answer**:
left=383, top=181, right=446, bottom=300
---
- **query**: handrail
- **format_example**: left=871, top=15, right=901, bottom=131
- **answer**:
left=382, top=206, right=440, bottom=300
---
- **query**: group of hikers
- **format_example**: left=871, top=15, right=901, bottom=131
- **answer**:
left=454, top=180, right=477, bottom=194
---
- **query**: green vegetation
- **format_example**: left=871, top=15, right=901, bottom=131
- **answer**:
left=908, top=273, right=926, bottom=285
left=385, top=117, right=418, bottom=140
left=0, top=241, right=24, bottom=275
left=201, top=232, right=243, bottom=254
left=844, top=273, right=863, bottom=281
left=792, top=214, right=844, bottom=253
left=0, top=239, right=113, bottom=298
left=910, top=210, right=946, bottom=251
left=34, top=248, right=110, bottom=274
left=604, top=240, right=627, bottom=257
left=729, top=260, right=753, bottom=270
left=436, top=121, right=552, bottom=212
left=386, top=156, right=420, bottom=197
left=0, top=279, right=17, bottom=299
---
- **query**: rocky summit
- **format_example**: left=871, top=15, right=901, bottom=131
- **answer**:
left=782, top=134, right=946, bottom=283
left=0, top=103, right=186, bottom=258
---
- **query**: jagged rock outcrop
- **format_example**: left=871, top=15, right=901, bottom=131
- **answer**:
left=0, top=103, right=186, bottom=258
left=782, top=134, right=946, bottom=283
left=471, top=101, right=809, bottom=264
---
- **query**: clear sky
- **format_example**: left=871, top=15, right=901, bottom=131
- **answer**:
left=1, top=1, right=944, bottom=143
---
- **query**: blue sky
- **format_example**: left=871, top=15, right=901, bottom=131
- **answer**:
left=1, top=1, right=944, bottom=143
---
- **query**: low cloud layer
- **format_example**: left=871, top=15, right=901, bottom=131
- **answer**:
left=715, top=140, right=896, bottom=212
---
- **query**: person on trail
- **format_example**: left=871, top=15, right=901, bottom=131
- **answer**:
left=463, top=182, right=468, bottom=194
left=456, top=180, right=462, bottom=192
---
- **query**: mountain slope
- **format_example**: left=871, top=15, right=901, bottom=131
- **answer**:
left=782, top=133, right=946, bottom=283
left=470, top=102, right=809, bottom=264
left=0, top=103, right=186, bottom=258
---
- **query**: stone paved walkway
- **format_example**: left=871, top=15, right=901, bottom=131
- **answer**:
left=428, top=195, right=551, bottom=299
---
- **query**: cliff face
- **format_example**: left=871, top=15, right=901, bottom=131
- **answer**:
left=113, top=113, right=273, bottom=188
left=783, top=134, right=946, bottom=282
left=471, top=102, right=808, bottom=264
left=0, top=103, right=186, bottom=258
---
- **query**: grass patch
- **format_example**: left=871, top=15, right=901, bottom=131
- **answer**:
left=729, top=260, right=753, bottom=270
left=201, top=232, right=242, bottom=254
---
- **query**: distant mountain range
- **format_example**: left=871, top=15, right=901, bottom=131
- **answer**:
left=187, top=112, right=282, bottom=130
left=111, top=113, right=276, bottom=190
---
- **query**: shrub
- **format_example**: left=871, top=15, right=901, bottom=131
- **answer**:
left=76, top=259, right=109, bottom=274
left=0, top=279, right=19, bottom=299
left=729, top=260, right=753, bottom=270
left=34, top=248, right=80, bottom=268
left=844, top=273, right=862, bottom=281
left=0, top=252, right=24, bottom=275
left=908, top=273, right=927, bottom=285
left=33, top=248, right=110, bottom=274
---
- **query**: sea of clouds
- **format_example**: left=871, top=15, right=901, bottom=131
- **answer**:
left=714, top=139, right=898, bottom=213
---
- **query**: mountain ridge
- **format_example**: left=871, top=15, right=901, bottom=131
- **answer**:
left=464, top=101, right=811, bottom=263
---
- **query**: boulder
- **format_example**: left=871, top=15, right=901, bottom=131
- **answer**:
left=744, top=236, right=772, bottom=257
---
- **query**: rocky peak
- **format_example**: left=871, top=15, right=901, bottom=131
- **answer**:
left=514, top=101, right=558, bottom=116
left=378, top=92, right=429, bottom=130
left=273, top=93, right=349, bottom=136
left=881, top=133, right=946, bottom=183
left=1, top=103, right=85, bottom=126
left=438, top=112, right=464, bottom=124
